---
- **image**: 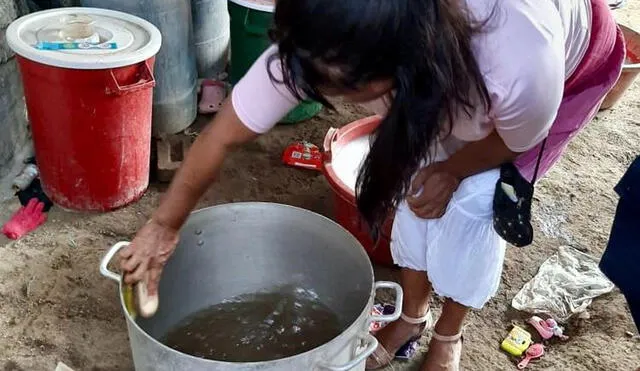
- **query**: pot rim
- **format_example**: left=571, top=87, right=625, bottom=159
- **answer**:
left=117, top=202, right=378, bottom=366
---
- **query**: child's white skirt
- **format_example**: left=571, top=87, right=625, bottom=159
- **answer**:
left=390, top=167, right=506, bottom=309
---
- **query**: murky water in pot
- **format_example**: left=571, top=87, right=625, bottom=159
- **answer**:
left=162, top=287, right=344, bottom=362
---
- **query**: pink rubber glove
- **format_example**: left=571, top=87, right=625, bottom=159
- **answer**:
left=2, top=198, right=47, bottom=240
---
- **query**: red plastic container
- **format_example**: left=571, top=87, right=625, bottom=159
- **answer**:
left=18, top=58, right=156, bottom=211
left=601, top=24, right=640, bottom=110
left=323, top=116, right=395, bottom=266
left=7, top=8, right=162, bottom=211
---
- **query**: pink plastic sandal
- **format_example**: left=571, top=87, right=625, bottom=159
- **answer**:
left=528, top=316, right=569, bottom=340
left=198, top=80, right=226, bottom=114
left=528, top=316, right=555, bottom=340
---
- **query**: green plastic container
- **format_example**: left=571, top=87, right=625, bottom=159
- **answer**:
left=228, top=0, right=323, bottom=124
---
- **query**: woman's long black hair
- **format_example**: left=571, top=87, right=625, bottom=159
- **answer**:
left=269, top=0, right=493, bottom=233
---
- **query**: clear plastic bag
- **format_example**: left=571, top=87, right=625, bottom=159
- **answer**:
left=511, top=246, right=615, bottom=322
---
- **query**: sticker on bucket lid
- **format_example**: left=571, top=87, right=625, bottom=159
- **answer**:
left=35, top=41, right=117, bottom=50
left=7, top=8, right=161, bottom=70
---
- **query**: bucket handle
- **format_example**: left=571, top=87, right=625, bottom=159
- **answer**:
left=243, top=9, right=268, bottom=36
left=317, top=333, right=378, bottom=371
left=106, top=62, right=155, bottom=96
left=370, top=281, right=403, bottom=323
left=99, top=241, right=130, bottom=283
left=322, top=127, right=339, bottom=162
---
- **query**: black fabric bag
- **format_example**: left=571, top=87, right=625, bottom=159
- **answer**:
left=492, top=140, right=546, bottom=247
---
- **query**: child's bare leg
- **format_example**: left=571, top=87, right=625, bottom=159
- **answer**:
left=366, top=268, right=432, bottom=369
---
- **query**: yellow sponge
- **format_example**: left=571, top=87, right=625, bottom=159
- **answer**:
left=122, top=284, right=137, bottom=319
left=121, top=282, right=159, bottom=319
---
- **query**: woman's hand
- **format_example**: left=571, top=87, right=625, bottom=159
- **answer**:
left=118, top=219, right=179, bottom=296
left=407, top=163, right=460, bottom=219
left=114, top=99, right=257, bottom=296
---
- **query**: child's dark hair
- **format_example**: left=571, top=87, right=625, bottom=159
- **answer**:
left=269, top=0, right=492, bottom=232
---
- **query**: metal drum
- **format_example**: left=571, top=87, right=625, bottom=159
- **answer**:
left=81, top=0, right=198, bottom=135
left=0, top=0, right=30, bottom=201
left=192, top=0, right=230, bottom=78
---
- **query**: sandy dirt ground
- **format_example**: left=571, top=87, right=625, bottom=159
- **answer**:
left=1, top=5, right=640, bottom=371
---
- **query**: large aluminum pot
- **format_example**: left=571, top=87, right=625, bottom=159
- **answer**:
left=100, top=202, right=403, bottom=370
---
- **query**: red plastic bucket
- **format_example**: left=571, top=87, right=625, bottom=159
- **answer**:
left=322, top=116, right=395, bottom=266
left=601, top=24, right=640, bottom=110
left=18, top=57, right=156, bottom=211
left=7, top=8, right=162, bottom=211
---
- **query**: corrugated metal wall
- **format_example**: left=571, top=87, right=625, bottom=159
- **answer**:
left=0, top=0, right=31, bottom=201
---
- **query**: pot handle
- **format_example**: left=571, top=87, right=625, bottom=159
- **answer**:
left=370, top=281, right=403, bottom=323
left=318, top=333, right=378, bottom=371
left=99, top=241, right=130, bottom=283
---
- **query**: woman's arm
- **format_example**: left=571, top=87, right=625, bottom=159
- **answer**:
left=152, top=100, right=257, bottom=230
left=407, top=53, right=559, bottom=219
left=119, top=99, right=259, bottom=294
left=119, top=45, right=299, bottom=295
left=407, top=131, right=522, bottom=219
left=440, top=130, right=519, bottom=180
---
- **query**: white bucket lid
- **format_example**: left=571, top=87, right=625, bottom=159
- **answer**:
left=6, top=7, right=162, bottom=70
left=229, top=0, right=274, bottom=12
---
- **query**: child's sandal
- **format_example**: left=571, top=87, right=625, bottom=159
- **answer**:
left=365, top=311, right=434, bottom=370
left=425, top=330, right=464, bottom=371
